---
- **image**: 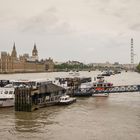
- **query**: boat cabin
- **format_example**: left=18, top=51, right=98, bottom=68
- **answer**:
left=10, top=79, right=52, bottom=89
left=0, top=80, right=10, bottom=87
left=60, top=95, right=70, bottom=101
left=93, top=82, right=113, bottom=88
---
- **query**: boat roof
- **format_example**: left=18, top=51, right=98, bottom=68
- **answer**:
left=97, top=75, right=104, bottom=79
left=10, top=79, right=31, bottom=82
left=93, top=82, right=113, bottom=84
left=10, top=79, right=52, bottom=83
left=60, top=95, right=69, bottom=98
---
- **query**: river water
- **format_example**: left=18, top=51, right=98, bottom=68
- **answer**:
left=0, top=71, right=140, bottom=140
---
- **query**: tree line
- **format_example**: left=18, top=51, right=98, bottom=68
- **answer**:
left=136, top=63, right=140, bottom=73
left=54, top=63, right=91, bottom=71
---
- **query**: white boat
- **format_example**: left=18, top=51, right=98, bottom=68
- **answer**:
left=73, top=82, right=93, bottom=97
left=92, top=76, right=113, bottom=97
left=0, top=87, right=15, bottom=107
left=69, top=71, right=80, bottom=77
left=100, top=71, right=111, bottom=76
left=0, top=80, right=28, bottom=107
left=92, top=93, right=109, bottom=97
left=53, top=77, right=69, bottom=89
left=58, top=95, right=76, bottom=105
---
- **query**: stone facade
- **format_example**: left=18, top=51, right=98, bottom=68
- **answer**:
left=0, top=43, right=54, bottom=73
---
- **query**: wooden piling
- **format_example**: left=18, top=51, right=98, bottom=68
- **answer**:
left=15, top=87, right=34, bottom=112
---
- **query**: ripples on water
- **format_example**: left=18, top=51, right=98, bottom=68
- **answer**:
left=0, top=71, right=140, bottom=140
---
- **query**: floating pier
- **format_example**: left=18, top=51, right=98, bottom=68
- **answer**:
left=14, top=83, right=65, bottom=112
left=14, top=78, right=140, bottom=112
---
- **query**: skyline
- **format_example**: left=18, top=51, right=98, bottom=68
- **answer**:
left=0, top=0, right=140, bottom=64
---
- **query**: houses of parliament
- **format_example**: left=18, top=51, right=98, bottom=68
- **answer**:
left=0, top=43, right=54, bottom=73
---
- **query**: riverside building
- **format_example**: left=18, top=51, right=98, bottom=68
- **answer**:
left=0, top=43, right=54, bottom=73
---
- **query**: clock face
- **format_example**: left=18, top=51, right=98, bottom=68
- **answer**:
left=33, top=52, right=37, bottom=56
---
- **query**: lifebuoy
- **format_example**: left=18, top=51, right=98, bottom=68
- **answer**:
left=133, top=86, right=138, bottom=91
left=120, top=87, right=125, bottom=91
left=115, top=87, right=120, bottom=91
left=126, top=86, right=132, bottom=91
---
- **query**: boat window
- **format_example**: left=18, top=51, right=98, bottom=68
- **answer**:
left=37, top=83, right=41, bottom=86
left=97, top=84, right=102, bottom=87
left=9, top=91, right=13, bottom=94
left=30, top=82, right=36, bottom=86
left=4, top=90, right=8, bottom=94
left=0, top=99, right=7, bottom=101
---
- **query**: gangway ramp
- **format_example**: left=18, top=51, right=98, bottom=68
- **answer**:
left=92, top=85, right=140, bottom=94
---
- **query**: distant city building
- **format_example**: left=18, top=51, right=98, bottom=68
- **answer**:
left=91, top=62, right=115, bottom=68
left=0, top=43, right=54, bottom=73
left=45, top=57, right=54, bottom=72
left=89, top=62, right=137, bottom=70
left=66, top=60, right=83, bottom=65
left=114, top=62, right=119, bottom=65
left=122, top=64, right=137, bottom=70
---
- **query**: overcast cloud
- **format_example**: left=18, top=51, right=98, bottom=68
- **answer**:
left=0, top=0, right=139, bottom=64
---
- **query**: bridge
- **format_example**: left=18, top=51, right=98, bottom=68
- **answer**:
left=92, top=85, right=140, bottom=94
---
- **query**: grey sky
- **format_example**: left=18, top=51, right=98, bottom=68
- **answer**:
left=0, top=0, right=140, bottom=64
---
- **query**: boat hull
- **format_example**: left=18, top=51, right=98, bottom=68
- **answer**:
left=0, top=99, right=14, bottom=107
left=73, top=92, right=92, bottom=97
left=92, top=93, right=109, bottom=97
left=58, top=98, right=76, bottom=105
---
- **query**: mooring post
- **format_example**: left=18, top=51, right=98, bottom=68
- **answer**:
left=15, top=87, right=33, bottom=112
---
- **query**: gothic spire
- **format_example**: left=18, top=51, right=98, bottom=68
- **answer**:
left=11, top=42, right=17, bottom=58
left=32, top=43, right=38, bottom=57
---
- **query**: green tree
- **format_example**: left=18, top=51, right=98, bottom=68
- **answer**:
left=54, top=62, right=92, bottom=71
left=136, top=63, right=140, bottom=72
